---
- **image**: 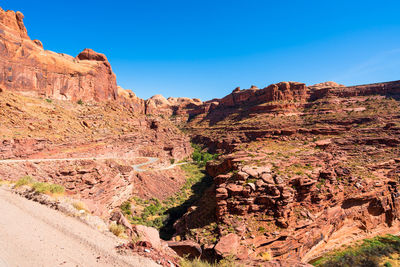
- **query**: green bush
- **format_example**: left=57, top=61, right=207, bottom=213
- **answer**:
left=312, top=235, right=400, bottom=267
left=14, top=176, right=34, bottom=188
left=32, top=182, right=65, bottom=194
left=45, top=98, right=52, bottom=103
left=191, top=143, right=218, bottom=166
left=121, top=201, right=132, bottom=215
left=48, top=184, right=65, bottom=194
left=77, top=99, right=84, bottom=105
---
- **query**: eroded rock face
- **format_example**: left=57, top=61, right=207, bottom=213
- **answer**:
left=145, top=94, right=203, bottom=116
left=0, top=8, right=117, bottom=102
left=174, top=81, right=400, bottom=265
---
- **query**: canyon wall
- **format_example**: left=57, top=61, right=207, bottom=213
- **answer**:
left=0, top=8, right=117, bottom=102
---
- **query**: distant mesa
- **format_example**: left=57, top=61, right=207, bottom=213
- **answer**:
left=309, top=81, right=345, bottom=89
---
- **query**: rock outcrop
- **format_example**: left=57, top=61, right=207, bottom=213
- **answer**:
left=0, top=8, right=117, bottom=102
left=145, top=94, right=203, bottom=116
left=173, top=80, right=400, bottom=265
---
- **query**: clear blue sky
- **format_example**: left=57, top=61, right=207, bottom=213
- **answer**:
left=3, top=1, right=400, bottom=100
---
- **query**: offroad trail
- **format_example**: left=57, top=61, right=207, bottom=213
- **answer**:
left=0, top=187, right=160, bottom=267
left=0, top=156, right=186, bottom=172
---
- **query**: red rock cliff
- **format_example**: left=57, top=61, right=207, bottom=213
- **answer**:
left=0, top=8, right=117, bottom=101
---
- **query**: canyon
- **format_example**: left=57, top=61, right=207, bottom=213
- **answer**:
left=0, top=6, right=400, bottom=267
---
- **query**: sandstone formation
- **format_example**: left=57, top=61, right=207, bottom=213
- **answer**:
left=171, top=79, right=400, bottom=265
left=117, top=86, right=146, bottom=113
left=0, top=8, right=117, bottom=101
left=0, top=89, right=192, bottom=216
left=145, top=94, right=203, bottom=117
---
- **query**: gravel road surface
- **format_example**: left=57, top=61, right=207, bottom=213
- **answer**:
left=0, top=187, right=160, bottom=267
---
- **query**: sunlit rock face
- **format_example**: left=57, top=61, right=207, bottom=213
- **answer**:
left=0, top=8, right=117, bottom=102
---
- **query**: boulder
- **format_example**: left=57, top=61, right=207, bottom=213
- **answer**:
left=134, top=225, right=162, bottom=250
left=76, top=48, right=108, bottom=62
left=214, top=233, right=240, bottom=257
left=167, top=240, right=202, bottom=258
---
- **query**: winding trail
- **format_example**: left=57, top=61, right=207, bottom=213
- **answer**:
left=0, top=156, right=187, bottom=172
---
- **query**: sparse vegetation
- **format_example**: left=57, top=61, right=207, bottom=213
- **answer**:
left=14, top=176, right=64, bottom=195
left=14, top=176, right=34, bottom=188
left=191, top=143, right=218, bottom=166
left=32, top=182, right=65, bottom=194
left=109, top=222, right=126, bottom=237
left=45, top=98, right=52, bottom=103
left=312, top=235, right=400, bottom=267
left=120, top=201, right=132, bottom=215
left=180, top=254, right=240, bottom=267
left=77, top=99, right=84, bottom=105
left=72, top=201, right=88, bottom=212
left=121, top=163, right=212, bottom=239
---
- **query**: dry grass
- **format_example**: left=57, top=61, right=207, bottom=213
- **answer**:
left=72, top=201, right=89, bottom=212
left=109, top=222, right=126, bottom=237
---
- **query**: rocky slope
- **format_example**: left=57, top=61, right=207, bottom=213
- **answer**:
left=0, top=89, right=193, bottom=216
left=0, top=91, right=192, bottom=215
left=171, top=80, right=400, bottom=265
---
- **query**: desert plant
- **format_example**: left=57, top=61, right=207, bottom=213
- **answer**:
left=72, top=201, right=88, bottom=212
left=45, top=98, right=52, bottom=103
left=77, top=99, right=83, bottom=105
left=14, top=176, right=34, bottom=188
left=109, top=222, right=125, bottom=237
left=312, top=235, right=400, bottom=267
left=191, top=143, right=218, bottom=166
left=48, top=184, right=65, bottom=194
left=180, top=257, right=214, bottom=267
left=32, top=182, right=65, bottom=194
left=120, top=201, right=132, bottom=215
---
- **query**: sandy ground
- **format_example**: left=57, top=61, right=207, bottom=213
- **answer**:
left=0, top=187, right=160, bottom=267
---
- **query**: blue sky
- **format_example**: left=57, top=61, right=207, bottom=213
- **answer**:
left=3, top=1, right=400, bottom=100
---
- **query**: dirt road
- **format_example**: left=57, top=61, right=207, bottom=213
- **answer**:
left=0, top=187, right=160, bottom=267
left=0, top=156, right=186, bottom=173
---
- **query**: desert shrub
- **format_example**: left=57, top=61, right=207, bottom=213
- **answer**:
left=120, top=201, right=132, bottom=215
left=32, top=182, right=65, bottom=194
left=45, top=98, right=52, bottom=103
left=72, top=201, right=88, bottom=212
left=180, top=255, right=240, bottom=267
left=77, top=99, right=83, bottom=105
left=180, top=258, right=213, bottom=267
left=109, top=222, right=125, bottom=237
left=48, top=184, right=65, bottom=194
left=191, top=143, right=218, bottom=166
left=312, top=235, right=400, bottom=267
left=14, top=176, right=34, bottom=188
left=32, top=182, right=49, bottom=193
